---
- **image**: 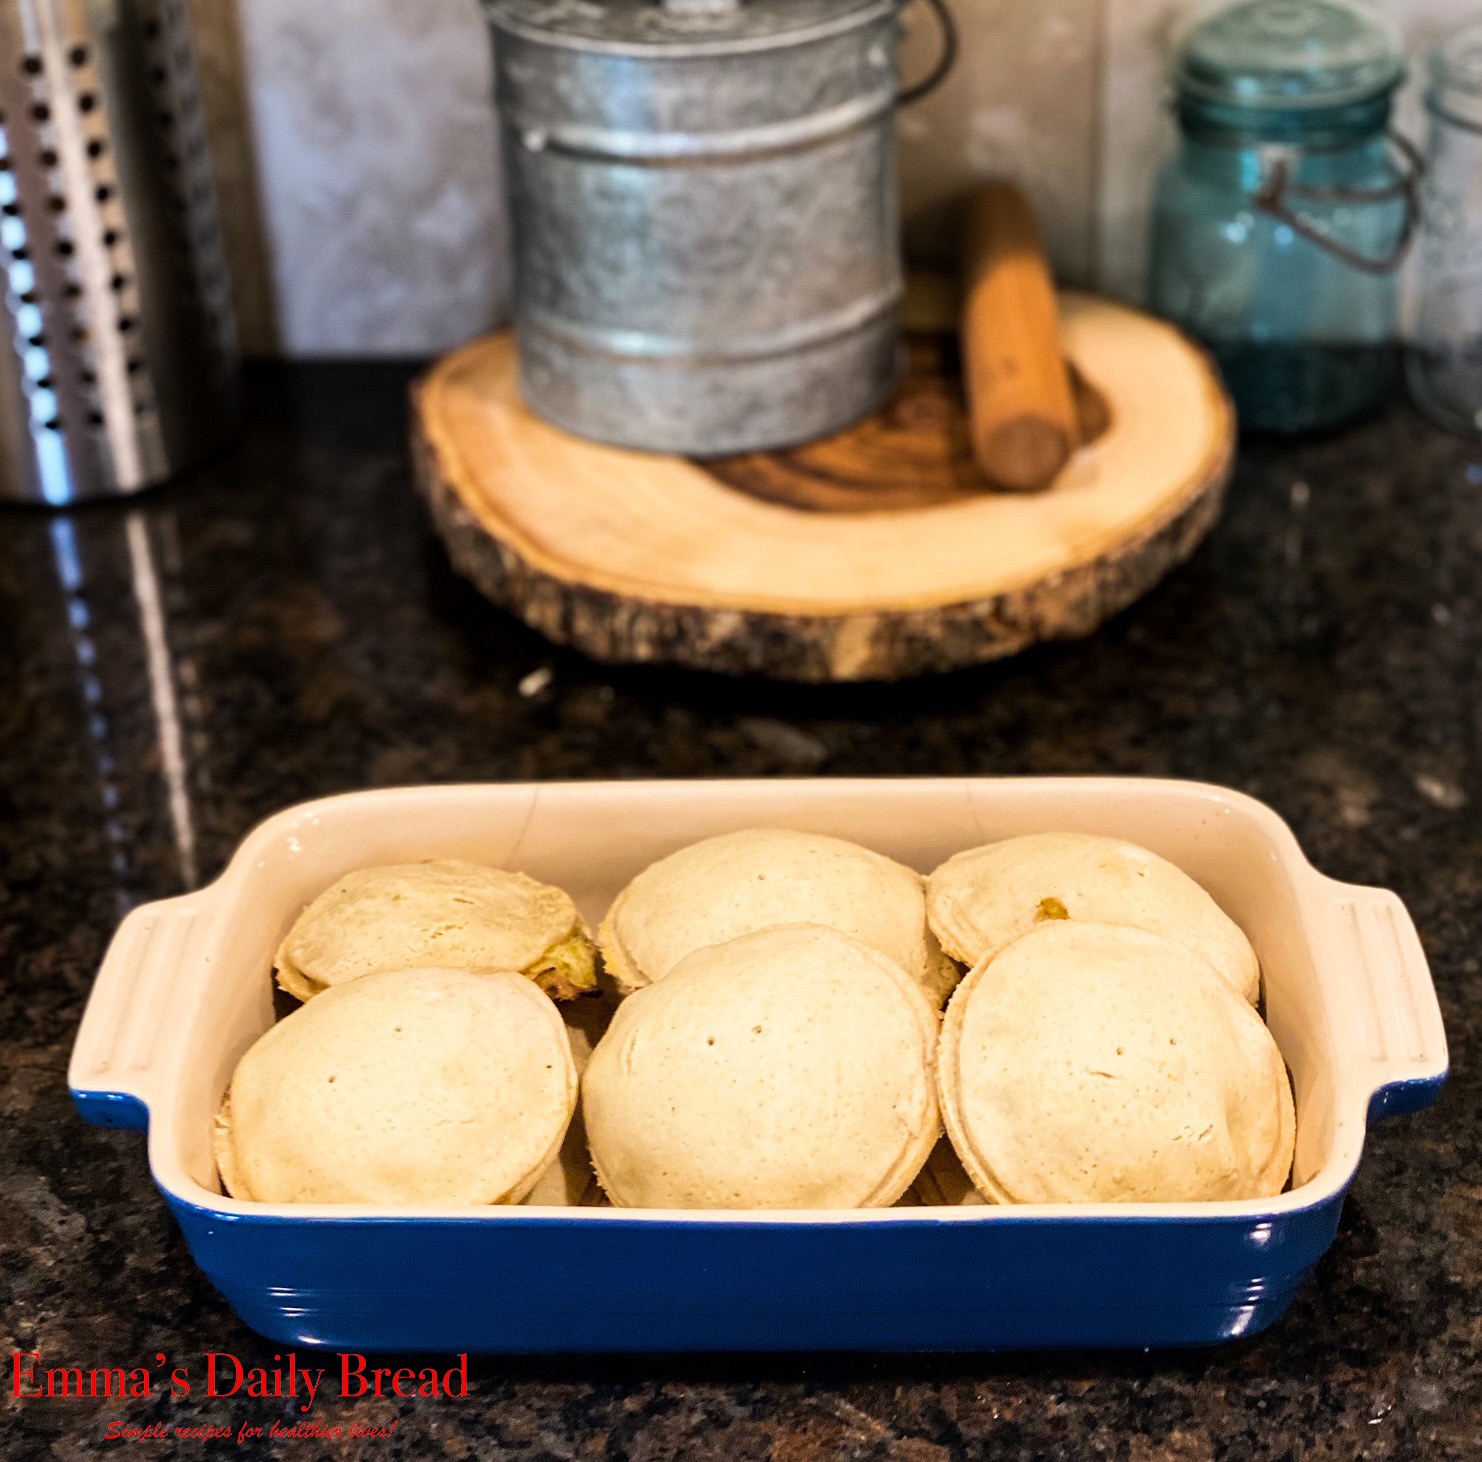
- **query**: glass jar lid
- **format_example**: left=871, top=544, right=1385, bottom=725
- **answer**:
left=1175, top=0, right=1404, bottom=113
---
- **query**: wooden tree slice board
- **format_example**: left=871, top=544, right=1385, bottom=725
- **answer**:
left=413, top=293, right=1234, bottom=682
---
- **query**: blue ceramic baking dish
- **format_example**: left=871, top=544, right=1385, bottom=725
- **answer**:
left=69, top=778, right=1448, bottom=1352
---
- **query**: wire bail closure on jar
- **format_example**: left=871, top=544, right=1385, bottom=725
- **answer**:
left=1252, top=131, right=1424, bottom=274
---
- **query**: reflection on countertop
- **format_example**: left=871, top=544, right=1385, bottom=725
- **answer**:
left=2, top=363, right=1481, bottom=1459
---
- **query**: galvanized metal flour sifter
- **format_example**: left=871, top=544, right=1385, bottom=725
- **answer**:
left=485, top=0, right=954, bottom=455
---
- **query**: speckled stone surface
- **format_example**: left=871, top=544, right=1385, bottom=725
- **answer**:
left=2, top=364, right=1480, bottom=1459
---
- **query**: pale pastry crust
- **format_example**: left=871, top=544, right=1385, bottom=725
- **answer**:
left=213, top=1089, right=251, bottom=1200
left=598, top=828, right=959, bottom=1008
left=584, top=923, right=941, bottom=1209
left=274, top=860, right=596, bottom=1003
left=937, top=922, right=1295, bottom=1205
left=927, top=832, right=1260, bottom=1004
left=226, top=966, right=577, bottom=1205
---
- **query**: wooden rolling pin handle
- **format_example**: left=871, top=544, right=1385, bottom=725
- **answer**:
left=960, top=182, right=1081, bottom=493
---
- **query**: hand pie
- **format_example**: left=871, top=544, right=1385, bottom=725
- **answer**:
left=583, top=924, right=940, bottom=1209
left=275, top=860, right=596, bottom=1002
left=599, top=828, right=958, bottom=1007
left=216, top=967, right=577, bottom=1204
left=937, top=921, right=1294, bottom=1204
left=928, top=832, right=1259, bottom=1004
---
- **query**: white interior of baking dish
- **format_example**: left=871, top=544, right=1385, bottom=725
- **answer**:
left=75, top=778, right=1443, bottom=1222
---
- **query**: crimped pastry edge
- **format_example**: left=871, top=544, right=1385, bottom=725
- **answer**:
left=221, top=970, right=579, bottom=1206
left=587, top=924, right=942, bottom=1210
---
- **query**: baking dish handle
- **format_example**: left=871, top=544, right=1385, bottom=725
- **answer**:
left=68, top=892, right=214, bottom=1130
left=1321, top=879, right=1449, bottom=1127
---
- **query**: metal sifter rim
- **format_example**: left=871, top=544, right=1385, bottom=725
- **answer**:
left=483, top=0, right=902, bottom=57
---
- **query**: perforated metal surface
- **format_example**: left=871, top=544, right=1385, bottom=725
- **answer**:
left=0, top=0, right=237, bottom=503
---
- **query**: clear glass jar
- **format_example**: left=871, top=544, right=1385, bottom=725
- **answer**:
left=1148, top=1, right=1418, bottom=434
left=1405, top=22, right=1482, bottom=437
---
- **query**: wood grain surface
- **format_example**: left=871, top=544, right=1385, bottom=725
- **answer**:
left=413, top=294, right=1234, bottom=682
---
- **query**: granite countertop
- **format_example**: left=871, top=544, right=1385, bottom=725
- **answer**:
left=2, top=365, right=1479, bottom=1459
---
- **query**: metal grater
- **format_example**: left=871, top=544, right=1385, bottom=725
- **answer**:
left=0, top=0, right=237, bottom=504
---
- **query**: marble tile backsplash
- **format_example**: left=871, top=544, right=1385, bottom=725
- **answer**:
left=225, top=0, right=507, bottom=356
left=897, top=0, right=1100, bottom=282
left=197, top=0, right=1473, bottom=357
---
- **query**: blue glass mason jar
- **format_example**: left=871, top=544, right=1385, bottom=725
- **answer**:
left=1148, top=0, right=1420, bottom=434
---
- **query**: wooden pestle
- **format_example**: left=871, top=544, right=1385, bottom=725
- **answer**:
left=960, top=181, right=1081, bottom=492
